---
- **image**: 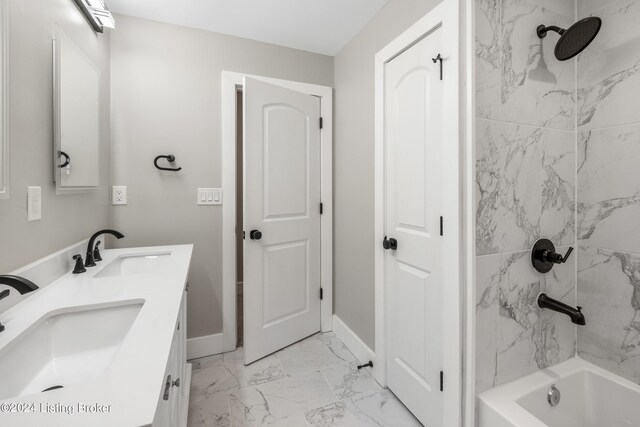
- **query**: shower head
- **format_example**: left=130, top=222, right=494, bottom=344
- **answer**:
left=537, top=16, right=602, bottom=61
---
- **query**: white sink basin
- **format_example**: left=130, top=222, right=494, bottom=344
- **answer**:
left=94, top=252, right=171, bottom=278
left=0, top=301, right=143, bottom=400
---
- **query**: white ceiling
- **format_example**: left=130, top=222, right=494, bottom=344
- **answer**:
left=107, top=0, right=389, bottom=56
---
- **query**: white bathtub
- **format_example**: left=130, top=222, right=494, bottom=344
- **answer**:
left=478, top=358, right=640, bottom=427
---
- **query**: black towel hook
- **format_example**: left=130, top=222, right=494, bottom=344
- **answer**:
left=154, top=154, right=182, bottom=172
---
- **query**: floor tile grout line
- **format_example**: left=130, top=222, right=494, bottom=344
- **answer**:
left=227, top=392, right=233, bottom=427
left=318, top=367, right=342, bottom=404
left=275, top=351, right=289, bottom=379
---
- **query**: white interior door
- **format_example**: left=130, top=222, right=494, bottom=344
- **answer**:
left=243, top=77, right=322, bottom=365
left=384, top=28, right=444, bottom=426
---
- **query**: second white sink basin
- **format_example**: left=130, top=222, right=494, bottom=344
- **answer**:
left=94, top=252, right=171, bottom=278
left=0, top=301, right=144, bottom=400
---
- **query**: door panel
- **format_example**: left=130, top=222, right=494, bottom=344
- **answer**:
left=262, top=240, right=309, bottom=327
left=263, top=105, right=309, bottom=219
left=385, top=29, right=444, bottom=426
left=243, top=78, right=321, bottom=364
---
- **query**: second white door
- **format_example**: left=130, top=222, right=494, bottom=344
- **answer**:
left=243, top=77, right=322, bottom=365
left=384, top=28, right=444, bottom=426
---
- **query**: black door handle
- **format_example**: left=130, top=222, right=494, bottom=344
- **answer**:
left=250, top=230, right=262, bottom=240
left=383, top=236, right=398, bottom=250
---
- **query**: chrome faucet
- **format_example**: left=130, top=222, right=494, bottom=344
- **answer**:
left=85, top=229, right=125, bottom=267
left=0, top=275, right=39, bottom=333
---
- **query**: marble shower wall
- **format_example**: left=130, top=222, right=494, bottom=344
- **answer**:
left=475, top=0, right=578, bottom=393
left=576, top=0, right=640, bottom=385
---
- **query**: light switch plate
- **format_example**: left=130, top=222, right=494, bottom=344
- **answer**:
left=112, top=186, right=127, bottom=205
left=198, top=188, right=222, bottom=206
left=27, top=186, right=42, bottom=221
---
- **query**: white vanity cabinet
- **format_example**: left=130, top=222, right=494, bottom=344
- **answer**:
left=153, top=290, right=190, bottom=427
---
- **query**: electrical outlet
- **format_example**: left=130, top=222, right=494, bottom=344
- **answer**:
left=112, top=186, right=127, bottom=205
left=27, top=186, right=42, bottom=221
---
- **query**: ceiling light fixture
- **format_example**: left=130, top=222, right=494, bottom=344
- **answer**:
left=72, top=0, right=116, bottom=33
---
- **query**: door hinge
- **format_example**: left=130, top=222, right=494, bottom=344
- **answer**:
left=320, top=287, right=324, bottom=300
left=432, top=54, right=443, bottom=80
left=440, top=371, right=444, bottom=391
left=319, top=117, right=324, bottom=129
left=440, top=216, right=444, bottom=236
left=242, top=230, right=246, bottom=240
left=320, top=203, right=324, bottom=215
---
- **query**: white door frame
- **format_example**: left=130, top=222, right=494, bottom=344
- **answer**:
left=373, top=1, right=471, bottom=425
left=463, top=0, right=476, bottom=425
left=220, top=71, right=333, bottom=354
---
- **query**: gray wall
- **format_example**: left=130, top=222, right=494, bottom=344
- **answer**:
left=0, top=0, right=111, bottom=274
left=109, top=15, right=334, bottom=339
left=576, top=0, right=640, bottom=385
left=333, top=0, right=441, bottom=349
left=475, top=0, right=577, bottom=393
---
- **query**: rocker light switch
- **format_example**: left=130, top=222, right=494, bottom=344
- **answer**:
left=198, top=188, right=222, bottom=206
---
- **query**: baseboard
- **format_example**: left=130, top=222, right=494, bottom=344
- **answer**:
left=333, top=315, right=375, bottom=365
left=187, top=333, right=225, bottom=360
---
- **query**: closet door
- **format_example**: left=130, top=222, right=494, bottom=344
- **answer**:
left=384, top=28, right=445, bottom=426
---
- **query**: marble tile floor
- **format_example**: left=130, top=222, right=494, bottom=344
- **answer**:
left=187, top=332, right=421, bottom=427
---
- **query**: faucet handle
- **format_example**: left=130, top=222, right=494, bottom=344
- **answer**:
left=560, top=247, right=574, bottom=263
left=0, top=289, right=9, bottom=301
left=72, top=254, right=87, bottom=275
left=93, top=241, right=102, bottom=262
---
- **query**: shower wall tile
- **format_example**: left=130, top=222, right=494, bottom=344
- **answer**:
left=501, top=0, right=576, bottom=131
left=475, top=0, right=579, bottom=395
left=476, top=119, right=542, bottom=255
left=475, top=251, right=542, bottom=392
left=527, top=0, right=575, bottom=20
left=476, top=246, right=576, bottom=393
left=476, top=253, right=501, bottom=393
left=476, top=0, right=502, bottom=119
left=578, top=0, right=640, bottom=130
left=541, top=129, right=576, bottom=246
left=577, top=124, right=640, bottom=254
left=496, top=251, right=543, bottom=385
left=476, top=248, right=577, bottom=394
left=578, top=0, right=618, bottom=16
left=577, top=246, right=640, bottom=384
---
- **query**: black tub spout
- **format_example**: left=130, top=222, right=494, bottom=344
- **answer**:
left=537, top=293, right=586, bottom=325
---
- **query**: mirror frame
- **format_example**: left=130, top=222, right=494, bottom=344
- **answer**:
left=0, top=0, right=8, bottom=199
left=52, top=25, right=101, bottom=193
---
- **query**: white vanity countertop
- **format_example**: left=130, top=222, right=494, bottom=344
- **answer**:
left=0, top=244, right=193, bottom=427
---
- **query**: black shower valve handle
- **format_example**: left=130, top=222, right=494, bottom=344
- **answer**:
left=560, top=246, right=574, bottom=263
left=545, top=246, right=573, bottom=264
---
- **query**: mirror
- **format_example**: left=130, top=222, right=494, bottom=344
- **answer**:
left=53, top=25, right=100, bottom=191
left=0, top=1, right=7, bottom=199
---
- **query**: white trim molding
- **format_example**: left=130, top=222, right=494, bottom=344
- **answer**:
left=0, top=0, right=8, bottom=200
left=373, top=1, right=468, bottom=426
left=187, top=333, right=224, bottom=360
left=463, top=0, right=476, bottom=425
left=220, top=71, right=334, bottom=356
left=333, top=315, right=375, bottom=366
